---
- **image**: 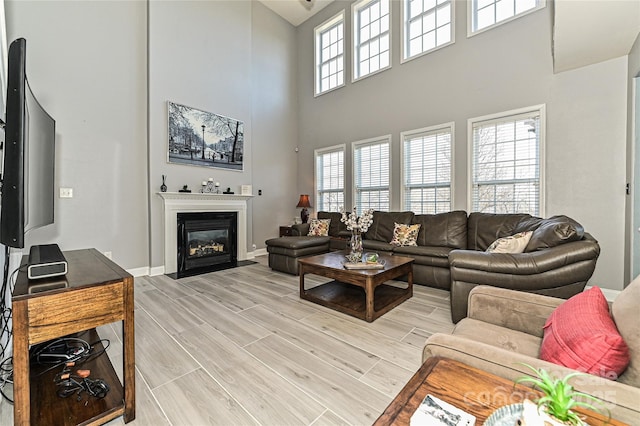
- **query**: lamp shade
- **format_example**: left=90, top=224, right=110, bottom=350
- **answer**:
left=296, top=194, right=311, bottom=208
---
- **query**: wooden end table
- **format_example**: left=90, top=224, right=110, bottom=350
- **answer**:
left=374, top=357, right=628, bottom=425
left=12, top=248, right=135, bottom=425
left=298, top=251, right=413, bottom=322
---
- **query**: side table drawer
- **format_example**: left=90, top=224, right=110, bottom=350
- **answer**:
left=27, top=282, right=124, bottom=344
left=279, top=226, right=294, bottom=237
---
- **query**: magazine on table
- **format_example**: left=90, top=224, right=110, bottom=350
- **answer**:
left=410, top=394, right=476, bottom=426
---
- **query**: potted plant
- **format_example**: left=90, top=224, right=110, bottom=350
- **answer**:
left=514, top=364, right=609, bottom=426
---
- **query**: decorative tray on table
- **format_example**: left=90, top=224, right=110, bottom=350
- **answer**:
left=343, top=261, right=385, bottom=270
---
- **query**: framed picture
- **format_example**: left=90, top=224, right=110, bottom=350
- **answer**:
left=168, top=101, right=244, bottom=171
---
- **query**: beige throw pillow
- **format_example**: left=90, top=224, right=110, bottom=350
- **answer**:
left=389, top=223, right=421, bottom=246
left=486, top=231, right=533, bottom=254
left=307, top=219, right=330, bottom=236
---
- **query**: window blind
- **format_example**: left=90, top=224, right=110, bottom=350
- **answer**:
left=403, top=125, right=452, bottom=214
left=354, top=138, right=390, bottom=211
left=316, top=148, right=345, bottom=212
left=471, top=109, right=541, bottom=215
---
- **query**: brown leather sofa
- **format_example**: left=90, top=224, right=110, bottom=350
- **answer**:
left=422, top=281, right=640, bottom=424
left=267, top=210, right=600, bottom=323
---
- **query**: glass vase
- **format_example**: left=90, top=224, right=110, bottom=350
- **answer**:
left=349, top=229, right=363, bottom=262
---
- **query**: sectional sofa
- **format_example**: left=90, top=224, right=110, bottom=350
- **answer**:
left=266, top=210, right=600, bottom=322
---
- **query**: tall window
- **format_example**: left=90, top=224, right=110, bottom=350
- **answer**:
left=353, top=0, right=391, bottom=81
left=402, top=0, right=453, bottom=62
left=315, top=146, right=345, bottom=212
left=402, top=123, right=453, bottom=214
left=353, top=136, right=391, bottom=211
left=469, top=0, right=544, bottom=34
left=469, top=106, right=545, bottom=216
left=315, top=11, right=345, bottom=96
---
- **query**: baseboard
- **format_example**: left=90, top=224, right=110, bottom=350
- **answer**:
left=252, top=248, right=267, bottom=257
left=126, top=266, right=151, bottom=277
left=148, top=266, right=166, bottom=276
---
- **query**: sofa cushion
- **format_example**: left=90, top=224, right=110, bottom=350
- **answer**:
left=467, top=212, right=533, bottom=251
left=389, top=223, right=420, bottom=246
left=540, top=286, right=630, bottom=379
left=525, top=215, right=584, bottom=252
left=486, top=231, right=533, bottom=254
left=454, top=318, right=542, bottom=358
left=412, top=210, right=467, bottom=249
left=362, top=239, right=396, bottom=252
left=318, top=211, right=347, bottom=237
left=612, top=276, right=640, bottom=387
left=307, top=219, right=330, bottom=236
left=365, top=211, right=414, bottom=243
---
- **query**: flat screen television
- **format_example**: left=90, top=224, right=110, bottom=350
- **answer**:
left=0, top=38, right=56, bottom=249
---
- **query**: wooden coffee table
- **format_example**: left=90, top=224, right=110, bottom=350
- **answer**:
left=298, top=251, right=413, bottom=322
left=374, top=357, right=628, bottom=425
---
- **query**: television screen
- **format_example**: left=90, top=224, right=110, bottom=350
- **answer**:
left=0, top=38, right=56, bottom=249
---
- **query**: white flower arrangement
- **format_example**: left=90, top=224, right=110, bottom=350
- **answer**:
left=340, top=207, right=374, bottom=233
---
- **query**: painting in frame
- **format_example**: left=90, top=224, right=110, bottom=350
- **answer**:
left=168, top=101, right=244, bottom=171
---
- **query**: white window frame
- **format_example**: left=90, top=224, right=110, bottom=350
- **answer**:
left=401, top=122, right=455, bottom=214
left=467, top=104, right=546, bottom=216
left=401, top=0, right=455, bottom=64
left=314, top=144, right=346, bottom=212
left=352, top=0, right=392, bottom=83
left=352, top=135, right=392, bottom=212
left=314, top=10, right=345, bottom=97
left=467, top=0, right=545, bottom=37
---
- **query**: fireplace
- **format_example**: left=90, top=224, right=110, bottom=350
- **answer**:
left=177, top=211, right=237, bottom=277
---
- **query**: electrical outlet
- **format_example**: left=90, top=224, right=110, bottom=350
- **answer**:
left=59, top=187, right=73, bottom=198
left=103, top=251, right=112, bottom=260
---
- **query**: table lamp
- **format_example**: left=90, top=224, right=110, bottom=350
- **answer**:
left=296, top=194, right=312, bottom=224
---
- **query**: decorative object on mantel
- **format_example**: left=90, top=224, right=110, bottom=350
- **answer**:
left=168, top=101, right=244, bottom=171
left=296, top=195, right=312, bottom=224
left=241, top=185, right=252, bottom=196
left=340, top=207, right=374, bottom=263
left=201, top=178, right=221, bottom=194
left=179, top=184, right=191, bottom=193
left=160, top=175, right=167, bottom=192
left=223, top=187, right=234, bottom=194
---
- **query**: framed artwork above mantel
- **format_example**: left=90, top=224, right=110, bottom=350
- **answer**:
left=167, top=101, right=244, bottom=171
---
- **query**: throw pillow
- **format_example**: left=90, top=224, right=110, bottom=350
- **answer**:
left=307, top=219, right=330, bottom=236
left=389, top=223, right=421, bottom=246
left=540, top=286, right=630, bottom=379
left=485, top=231, right=533, bottom=254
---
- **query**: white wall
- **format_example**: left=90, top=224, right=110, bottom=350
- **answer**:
left=296, top=1, right=629, bottom=290
left=5, top=0, right=148, bottom=270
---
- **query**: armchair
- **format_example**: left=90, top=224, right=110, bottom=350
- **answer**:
left=422, top=282, right=640, bottom=424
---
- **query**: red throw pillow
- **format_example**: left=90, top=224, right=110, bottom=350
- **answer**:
left=540, top=286, right=630, bottom=379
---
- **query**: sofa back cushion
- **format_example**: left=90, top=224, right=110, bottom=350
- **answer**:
left=365, top=211, right=414, bottom=243
left=524, top=215, right=584, bottom=252
left=412, top=210, right=467, bottom=249
left=612, top=276, right=640, bottom=387
left=318, top=211, right=347, bottom=237
left=467, top=212, right=532, bottom=251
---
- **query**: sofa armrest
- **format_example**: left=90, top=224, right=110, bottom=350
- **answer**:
left=449, top=238, right=600, bottom=275
left=422, top=334, right=640, bottom=425
left=467, top=286, right=563, bottom=337
left=292, top=223, right=310, bottom=236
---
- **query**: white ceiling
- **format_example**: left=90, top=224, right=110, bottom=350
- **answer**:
left=554, top=0, right=640, bottom=73
left=258, top=0, right=640, bottom=73
left=257, top=0, right=335, bottom=27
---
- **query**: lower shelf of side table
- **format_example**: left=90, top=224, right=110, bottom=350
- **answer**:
left=29, top=328, right=124, bottom=426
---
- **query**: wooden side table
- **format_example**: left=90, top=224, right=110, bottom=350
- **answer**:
left=12, top=248, right=135, bottom=425
left=374, top=357, right=627, bottom=425
left=279, top=226, right=294, bottom=237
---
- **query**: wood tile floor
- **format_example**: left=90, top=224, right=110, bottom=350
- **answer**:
left=0, top=256, right=455, bottom=425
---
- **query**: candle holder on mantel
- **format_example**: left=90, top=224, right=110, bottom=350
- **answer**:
left=201, top=178, right=221, bottom=194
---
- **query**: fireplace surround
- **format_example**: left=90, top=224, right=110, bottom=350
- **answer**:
left=158, top=192, right=252, bottom=274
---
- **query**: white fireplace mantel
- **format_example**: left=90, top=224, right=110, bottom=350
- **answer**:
left=158, top=192, right=253, bottom=274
